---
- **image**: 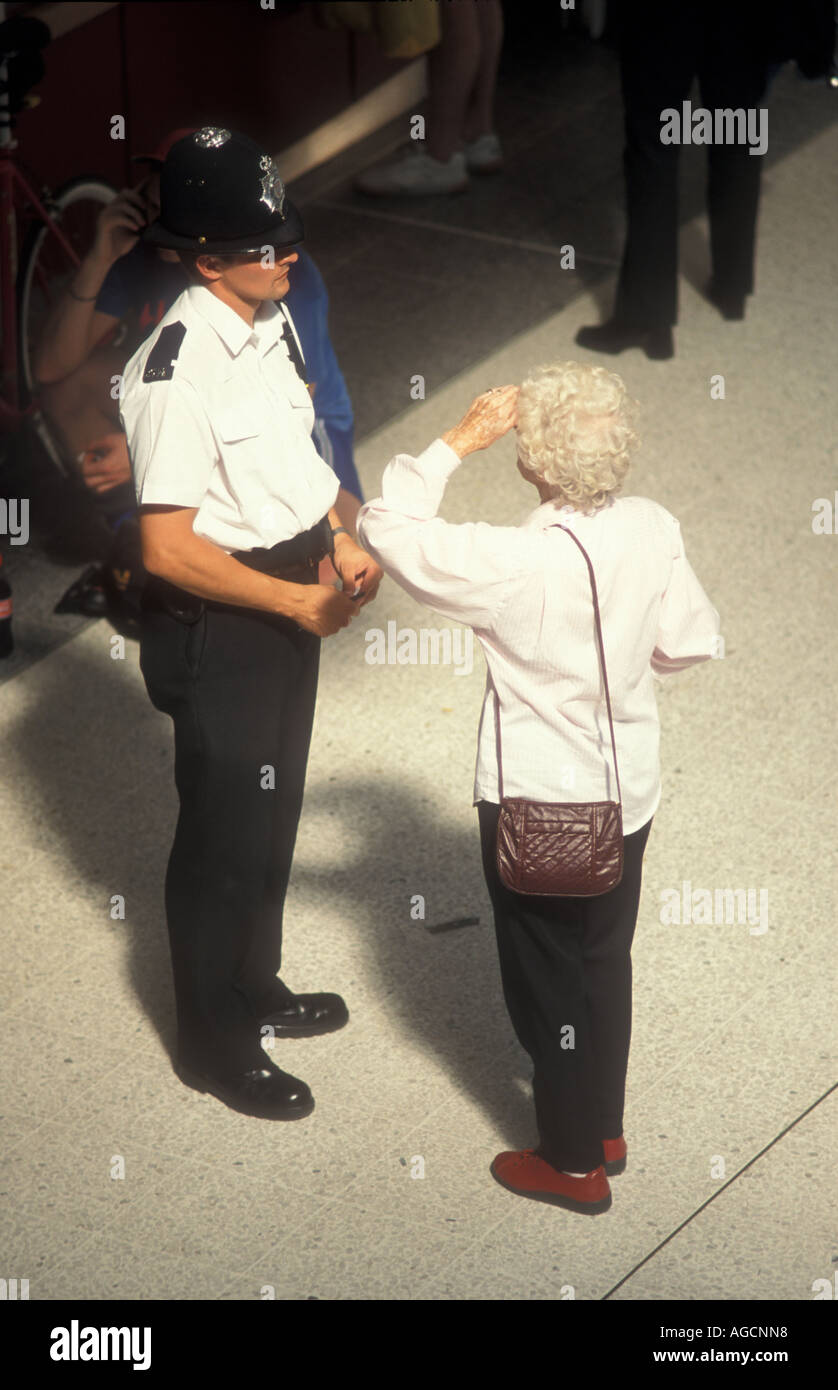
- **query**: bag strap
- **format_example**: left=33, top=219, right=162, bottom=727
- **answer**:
left=492, top=523, right=622, bottom=807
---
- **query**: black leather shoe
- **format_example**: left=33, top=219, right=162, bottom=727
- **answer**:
left=259, top=992, right=349, bottom=1038
left=575, top=319, right=674, bottom=360
left=705, top=280, right=746, bottom=320
left=174, top=1058, right=314, bottom=1120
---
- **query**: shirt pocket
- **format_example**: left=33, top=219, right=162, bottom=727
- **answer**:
left=213, top=381, right=267, bottom=444
left=216, top=404, right=263, bottom=444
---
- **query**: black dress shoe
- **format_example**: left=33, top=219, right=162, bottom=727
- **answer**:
left=705, top=280, right=746, bottom=320
left=174, top=1058, right=314, bottom=1120
left=575, top=319, right=674, bottom=360
left=259, top=992, right=349, bottom=1038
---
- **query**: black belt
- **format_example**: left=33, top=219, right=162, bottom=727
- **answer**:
left=232, top=515, right=333, bottom=575
left=143, top=515, right=333, bottom=623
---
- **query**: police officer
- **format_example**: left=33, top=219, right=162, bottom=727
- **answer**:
left=119, top=128, right=382, bottom=1120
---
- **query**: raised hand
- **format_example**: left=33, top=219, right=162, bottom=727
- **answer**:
left=91, top=186, right=152, bottom=267
left=441, top=384, right=519, bottom=459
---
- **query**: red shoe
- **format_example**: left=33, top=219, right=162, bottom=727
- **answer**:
left=602, top=1136, right=627, bottom=1176
left=490, top=1149, right=612, bottom=1214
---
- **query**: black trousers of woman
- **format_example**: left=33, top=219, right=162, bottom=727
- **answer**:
left=478, top=801, right=653, bottom=1175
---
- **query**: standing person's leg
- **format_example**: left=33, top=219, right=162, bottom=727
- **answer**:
left=354, top=2, right=478, bottom=194
left=139, top=600, right=315, bottom=1077
left=576, top=1, right=699, bottom=355
left=462, top=0, right=504, bottom=146
left=613, top=83, right=682, bottom=329
left=582, top=818, right=653, bottom=1143
left=425, top=0, right=482, bottom=163
left=613, top=7, right=699, bottom=330
left=235, top=616, right=321, bottom=1013
left=699, top=11, right=770, bottom=316
left=478, top=801, right=602, bottom=1175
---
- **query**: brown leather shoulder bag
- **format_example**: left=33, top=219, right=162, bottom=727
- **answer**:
left=495, top=523, right=623, bottom=897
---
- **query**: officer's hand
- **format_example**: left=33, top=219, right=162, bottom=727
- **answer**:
left=332, top=537, right=383, bottom=607
left=80, top=432, right=132, bottom=493
left=295, top=585, right=359, bottom=638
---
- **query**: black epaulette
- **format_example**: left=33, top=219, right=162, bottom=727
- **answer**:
left=143, top=322, right=187, bottom=383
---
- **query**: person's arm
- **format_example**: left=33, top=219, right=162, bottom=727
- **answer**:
left=327, top=503, right=382, bottom=606
left=330, top=485, right=362, bottom=537
left=650, top=517, right=721, bottom=674
left=140, top=505, right=358, bottom=637
left=33, top=187, right=147, bottom=384
left=286, top=248, right=354, bottom=432
left=356, top=386, right=527, bottom=629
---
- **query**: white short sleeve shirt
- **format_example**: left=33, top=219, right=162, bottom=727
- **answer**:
left=119, top=284, right=339, bottom=551
left=357, top=439, right=722, bottom=835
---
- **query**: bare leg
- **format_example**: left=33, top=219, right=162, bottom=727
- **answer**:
left=463, top=0, right=504, bottom=143
left=425, top=0, right=482, bottom=162
left=37, top=344, right=127, bottom=463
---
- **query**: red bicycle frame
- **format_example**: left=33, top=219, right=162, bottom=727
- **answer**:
left=0, top=24, right=80, bottom=425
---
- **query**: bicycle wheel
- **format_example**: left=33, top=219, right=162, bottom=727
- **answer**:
left=16, top=175, right=117, bottom=406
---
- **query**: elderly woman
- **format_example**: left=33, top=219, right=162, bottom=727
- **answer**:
left=356, top=362, right=720, bottom=1215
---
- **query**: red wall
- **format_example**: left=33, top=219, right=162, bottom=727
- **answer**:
left=13, top=2, right=409, bottom=194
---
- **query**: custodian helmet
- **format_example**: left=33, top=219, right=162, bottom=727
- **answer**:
left=143, top=126, right=303, bottom=254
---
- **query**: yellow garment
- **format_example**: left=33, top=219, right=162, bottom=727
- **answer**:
left=320, top=2, right=374, bottom=35
left=320, top=1, right=440, bottom=58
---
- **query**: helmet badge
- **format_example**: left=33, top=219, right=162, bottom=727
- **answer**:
left=194, top=127, right=231, bottom=149
left=258, top=154, right=286, bottom=218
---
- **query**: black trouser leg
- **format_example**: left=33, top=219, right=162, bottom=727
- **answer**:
left=612, top=0, right=769, bottom=327
left=613, top=8, right=697, bottom=329
left=235, top=621, right=321, bottom=1013
left=582, top=816, right=652, bottom=1140
left=698, top=42, right=768, bottom=301
left=478, top=801, right=652, bottom=1174
left=139, top=599, right=320, bottom=1075
left=614, top=98, right=684, bottom=329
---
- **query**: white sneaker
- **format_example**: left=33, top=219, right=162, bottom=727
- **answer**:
left=354, top=147, right=469, bottom=197
left=463, top=132, right=503, bottom=173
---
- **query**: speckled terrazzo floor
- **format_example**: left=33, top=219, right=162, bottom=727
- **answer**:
left=1, top=32, right=835, bottom=1302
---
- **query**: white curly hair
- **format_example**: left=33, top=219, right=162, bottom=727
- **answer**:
left=516, top=361, right=640, bottom=513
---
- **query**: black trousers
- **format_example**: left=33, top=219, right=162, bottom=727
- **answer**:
left=613, top=0, right=771, bottom=328
left=478, top=801, right=653, bottom=1174
left=139, top=596, right=320, bottom=1075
